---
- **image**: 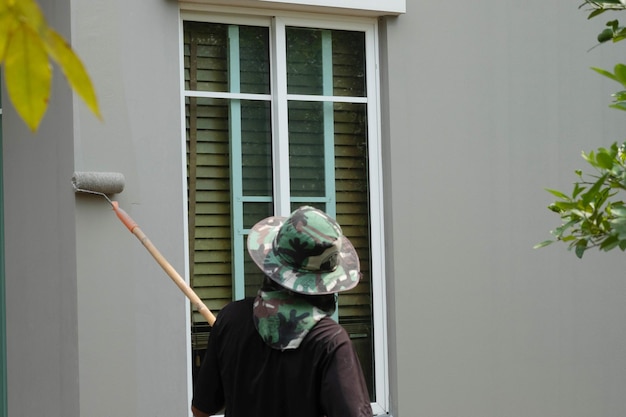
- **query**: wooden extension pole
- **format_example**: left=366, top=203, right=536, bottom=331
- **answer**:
left=111, top=201, right=216, bottom=326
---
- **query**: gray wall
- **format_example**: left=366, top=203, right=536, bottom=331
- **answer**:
left=383, top=1, right=626, bottom=416
left=73, top=1, right=188, bottom=416
left=4, top=0, right=188, bottom=416
left=3, top=0, right=80, bottom=415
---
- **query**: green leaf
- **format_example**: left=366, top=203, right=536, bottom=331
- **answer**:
left=614, top=63, right=626, bottom=85
left=582, top=174, right=608, bottom=205
left=548, top=204, right=562, bottom=213
left=613, top=227, right=626, bottom=241
left=554, top=219, right=581, bottom=237
left=613, top=31, right=626, bottom=43
left=550, top=201, right=580, bottom=211
left=0, top=3, right=18, bottom=62
left=4, top=22, right=51, bottom=131
left=575, top=240, right=588, bottom=258
left=609, top=102, right=626, bottom=111
left=11, top=0, right=47, bottom=32
left=545, top=188, right=570, bottom=200
left=534, top=240, right=554, bottom=249
left=611, top=205, right=626, bottom=217
left=582, top=149, right=595, bottom=164
left=611, top=90, right=626, bottom=102
left=43, top=29, right=101, bottom=119
left=596, top=151, right=615, bottom=169
left=598, top=28, right=614, bottom=43
left=588, top=9, right=607, bottom=19
left=592, top=66, right=619, bottom=82
left=600, top=234, right=619, bottom=250
left=610, top=213, right=626, bottom=238
left=573, top=182, right=585, bottom=198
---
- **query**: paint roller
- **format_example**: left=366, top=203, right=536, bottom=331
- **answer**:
left=72, top=171, right=216, bottom=326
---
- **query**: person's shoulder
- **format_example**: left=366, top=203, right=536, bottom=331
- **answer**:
left=307, top=317, right=351, bottom=346
left=213, top=297, right=254, bottom=326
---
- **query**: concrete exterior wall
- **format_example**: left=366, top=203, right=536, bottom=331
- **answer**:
left=4, top=0, right=626, bottom=416
left=71, top=1, right=188, bottom=416
left=3, top=0, right=80, bottom=415
left=4, top=0, right=188, bottom=416
left=382, top=1, right=626, bottom=416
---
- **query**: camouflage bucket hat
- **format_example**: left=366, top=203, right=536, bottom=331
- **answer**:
left=247, top=206, right=361, bottom=295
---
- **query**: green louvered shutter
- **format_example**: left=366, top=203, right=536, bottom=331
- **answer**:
left=185, top=24, right=234, bottom=355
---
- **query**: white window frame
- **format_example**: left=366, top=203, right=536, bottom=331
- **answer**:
left=259, top=0, right=404, bottom=15
left=179, top=8, right=389, bottom=416
left=178, top=0, right=405, bottom=17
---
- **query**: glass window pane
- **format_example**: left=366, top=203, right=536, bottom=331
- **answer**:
left=332, top=30, right=366, bottom=97
left=184, top=22, right=269, bottom=94
left=241, top=101, right=272, bottom=196
left=184, top=22, right=228, bottom=92
left=288, top=101, right=326, bottom=197
left=286, top=27, right=366, bottom=97
left=332, top=101, right=373, bottom=398
left=242, top=202, right=273, bottom=230
left=290, top=202, right=326, bottom=213
left=286, top=27, right=323, bottom=95
left=239, top=26, right=271, bottom=94
left=243, top=236, right=267, bottom=298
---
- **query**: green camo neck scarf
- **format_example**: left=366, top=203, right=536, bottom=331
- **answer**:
left=253, top=289, right=336, bottom=351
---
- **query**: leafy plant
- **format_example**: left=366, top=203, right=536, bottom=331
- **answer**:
left=536, top=143, right=626, bottom=257
left=537, top=2, right=626, bottom=257
left=0, top=0, right=101, bottom=131
left=591, top=64, right=626, bottom=110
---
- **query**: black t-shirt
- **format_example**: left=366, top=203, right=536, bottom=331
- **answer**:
left=192, top=297, right=372, bottom=417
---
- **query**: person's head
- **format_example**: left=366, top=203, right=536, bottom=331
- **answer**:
left=247, top=206, right=361, bottom=295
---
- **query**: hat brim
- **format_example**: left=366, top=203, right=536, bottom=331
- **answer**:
left=246, top=216, right=361, bottom=295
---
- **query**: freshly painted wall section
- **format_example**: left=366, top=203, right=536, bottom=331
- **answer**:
left=72, top=0, right=189, bottom=416
left=4, top=1, right=189, bottom=416
left=381, top=1, right=626, bottom=416
left=4, top=3, right=79, bottom=417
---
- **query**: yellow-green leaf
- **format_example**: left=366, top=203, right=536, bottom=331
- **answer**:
left=0, top=0, right=17, bottom=61
left=44, top=29, right=101, bottom=119
left=4, top=23, right=52, bottom=131
left=11, top=0, right=46, bottom=34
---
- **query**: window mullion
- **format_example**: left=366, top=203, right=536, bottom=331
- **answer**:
left=271, top=17, right=291, bottom=217
left=228, top=25, right=246, bottom=301
left=321, top=29, right=336, bottom=218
